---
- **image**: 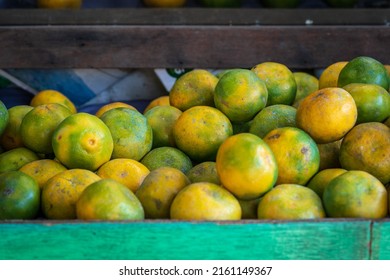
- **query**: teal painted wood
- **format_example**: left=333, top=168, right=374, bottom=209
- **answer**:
left=0, top=220, right=371, bottom=260
left=371, top=220, right=390, bottom=260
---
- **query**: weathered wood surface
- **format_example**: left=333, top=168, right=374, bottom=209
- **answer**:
left=0, top=219, right=372, bottom=260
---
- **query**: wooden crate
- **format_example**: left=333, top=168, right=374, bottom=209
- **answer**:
left=0, top=7, right=389, bottom=260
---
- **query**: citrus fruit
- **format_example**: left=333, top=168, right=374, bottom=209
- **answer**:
left=200, top=0, right=241, bottom=7
left=170, top=182, right=241, bottom=220
left=232, top=120, right=252, bottom=135
left=325, top=0, right=358, bottom=8
left=317, top=139, right=342, bottom=171
left=261, top=0, right=300, bottom=8
left=318, top=61, right=348, bottom=89
left=296, top=87, right=357, bottom=144
left=0, top=105, right=33, bottom=151
left=30, top=89, right=77, bottom=114
left=0, top=171, right=40, bottom=219
left=173, top=106, right=233, bottom=162
left=52, top=112, right=114, bottom=171
left=100, top=107, right=152, bottom=161
left=257, top=184, right=325, bottom=220
left=249, top=104, right=297, bottom=138
left=338, top=56, right=389, bottom=90
left=143, top=0, right=186, bottom=7
left=251, top=62, right=297, bottom=106
left=239, top=197, right=261, bottom=219
left=20, top=103, right=72, bottom=154
left=37, top=0, right=82, bottom=8
left=169, top=69, right=218, bottom=111
left=342, top=83, right=390, bottom=124
left=144, top=105, right=182, bottom=148
left=135, top=167, right=191, bottom=219
left=19, top=159, right=67, bottom=189
left=140, top=146, right=193, bottom=174
left=0, top=147, right=39, bottom=173
left=143, top=95, right=170, bottom=114
left=263, top=127, right=320, bottom=185
left=385, top=116, right=390, bottom=128
left=76, top=178, right=144, bottom=220
left=96, top=158, right=150, bottom=193
left=95, top=102, right=137, bottom=118
left=41, top=168, right=101, bottom=219
left=214, top=68, right=268, bottom=122
left=322, top=170, right=388, bottom=218
left=306, top=168, right=347, bottom=198
left=339, top=122, right=390, bottom=184
left=186, top=161, right=220, bottom=185
left=292, top=72, right=319, bottom=108
left=216, top=133, right=278, bottom=200
left=0, top=99, right=8, bottom=136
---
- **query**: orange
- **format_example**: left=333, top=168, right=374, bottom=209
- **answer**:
left=0, top=105, right=33, bottom=151
left=342, top=83, right=390, bottom=124
left=318, top=61, right=348, bottom=89
left=249, top=104, right=297, bottom=138
left=257, top=184, right=325, bottom=220
left=296, top=87, right=357, bottom=144
left=30, top=89, right=77, bottom=114
left=20, top=103, right=72, bottom=154
left=37, top=0, right=82, bottom=8
left=263, top=127, right=320, bottom=185
left=251, top=62, right=297, bottom=106
left=232, top=120, right=252, bottom=135
left=135, top=167, right=191, bottom=219
left=385, top=116, right=390, bottom=128
left=0, top=171, right=40, bottom=219
left=339, top=122, right=390, bottom=184
left=292, top=72, right=319, bottom=108
left=41, top=168, right=101, bottom=219
left=322, top=170, right=388, bottom=218
left=214, top=69, right=268, bottom=122
left=186, top=161, right=220, bottom=185
left=385, top=64, right=390, bottom=91
left=338, top=56, right=389, bottom=90
left=19, top=159, right=67, bottom=189
left=144, top=105, right=182, bottom=148
left=173, top=106, right=233, bottom=162
left=143, top=96, right=170, bottom=114
left=170, top=182, right=241, bottom=220
left=140, top=147, right=193, bottom=174
left=169, top=69, right=218, bottom=111
left=216, top=133, right=278, bottom=200
left=239, top=197, right=261, bottom=219
left=76, top=178, right=144, bottom=220
left=95, top=102, right=137, bottom=118
left=306, top=168, right=347, bottom=198
left=96, top=158, right=150, bottom=193
left=100, top=107, right=152, bottom=161
left=0, top=147, right=39, bottom=173
left=143, top=0, right=186, bottom=7
left=0, top=99, right=8, bottom=136
left=317, top=139, right=342, bottom=171
left=52, top=112, right=114, bottom=171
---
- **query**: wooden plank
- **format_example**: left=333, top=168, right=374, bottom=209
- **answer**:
left=0, top=25, right=388, bottom=69
left=0, top=220, right=371, bottom=260
left=371, top=220, right=390, bottom=260
left=0, top=8, right=389, bottom=26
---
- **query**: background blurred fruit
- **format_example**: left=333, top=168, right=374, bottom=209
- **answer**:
left=41, top=168, right=101, bottom=219
left=263, top=127, right=320, bottom=185
left=30, top=89, right=77, bottom=114
left=251, top=62, right=297, bottom=106
left=169, top=69, right=218, bottom=111
left=76, top=178, right=144, bottom=221
left=173, top=106, right=233, bottom=162
left=0, top=171, right=40, bottom=219
left=322, top=170, right=388, bottom=218
left=52, top=112, right=113, bottom=171
left=186, top=161, right=220, bottom=185
left=214, top=69, right=268, bottom=123
left=0, top=147, right=39, bottom=173
left=143, top=0, right=186, bottom=7
left=296, top=87, right=357, bottom=144
left=143, top=96, right=170, bottom=114
left=292, top=72, right=319, bottom=108
left=170, top=182, right=241, bottom=220
left=216, top=133, right=278, bottom=200
left=306, top=168, right=347, bottom=198
left=136, top=167, right=190, bottom=219
left=100, top=108, right=152, bottom=161
left=339, top=122, right=390, bottom=184
left=318, top=61, right=348, bottom=89
left=96, top=158, right=150, bottom=193
left=257, top=184, right=325, bottom=220
left=0, top=99, right=8, bottom=136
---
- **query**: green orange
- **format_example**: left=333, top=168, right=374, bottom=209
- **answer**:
left=0, top=147, right=39, bottom=173
left=186, top=161, right=220, bottom=185
left=306, top=168, right=347, bottom=198
left=30, top=89, right=77, bottom=114
left=317, top=139, right=342, bottom=171
left=292, top=72, right=319, bottom=108
left=0, top=99, right=8, bottom=136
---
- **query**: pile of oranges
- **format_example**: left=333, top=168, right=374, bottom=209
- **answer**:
left=0, top=55, right=389, bottom=221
